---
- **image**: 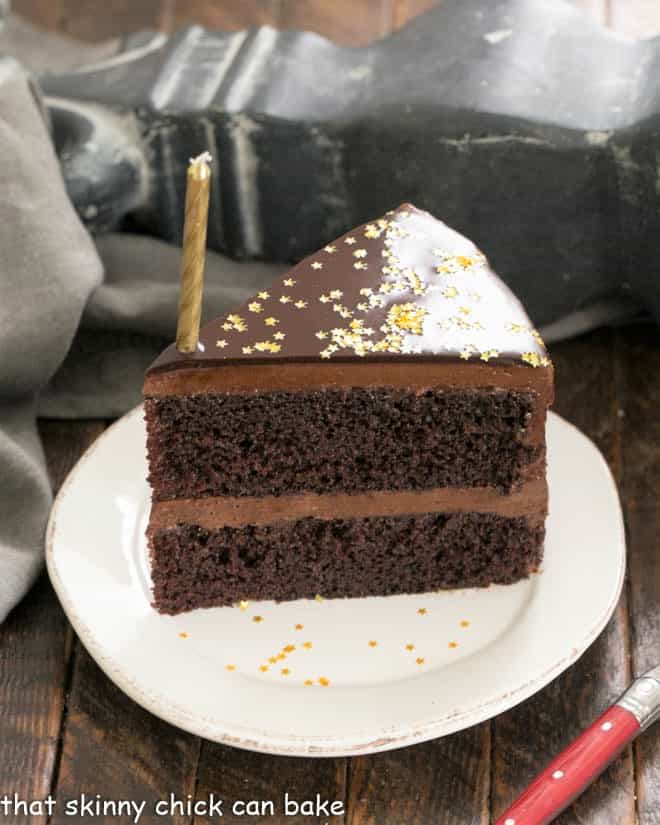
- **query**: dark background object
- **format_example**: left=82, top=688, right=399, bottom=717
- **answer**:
left=28, top=0, right=660, bottom=328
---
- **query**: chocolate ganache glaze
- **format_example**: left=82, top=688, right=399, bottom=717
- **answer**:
left=147, top=204, right=551, bottom=376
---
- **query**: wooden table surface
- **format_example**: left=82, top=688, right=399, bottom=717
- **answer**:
left=4, top=1, right=660, bottom=823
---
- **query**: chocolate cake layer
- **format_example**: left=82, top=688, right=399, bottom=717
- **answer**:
left=149, top=511, right=545, bottom=614
left=145, top=387, right=543, bottom=501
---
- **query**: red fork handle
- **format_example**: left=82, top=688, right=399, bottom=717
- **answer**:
left=494, top=704, right=639, bottom=825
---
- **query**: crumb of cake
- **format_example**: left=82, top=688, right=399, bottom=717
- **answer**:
left=448, top=641, right=458, bottom=649
left=417, top=608, right=428, bottom=616
left=253, top=615, right=264, bottom=623
left=304, top=679, right=314, bottom=686
left=460, top=620, right=470, bottom=628
left=318, top=677, right=330, bottom=687
left=416, top=658, right=425, bottom=666
left=259, top=665, right=269, bottom=672
left=283, top=644, right=296, bottom=653
left=405, top=643, right=415, bottom=652
left=281, top=668, right=291, bottom=676
left=368, top=640, right=378, bottom=648
left=294, top=623, right=303, bottom=631
left=303, top=641, right=313, bottom=650
left=226, top=664, right=236, bottom=671
left=178, top=632, right=188, bottom=639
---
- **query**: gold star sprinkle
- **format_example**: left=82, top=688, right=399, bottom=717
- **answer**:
left=460, top=348, right=473, bottom=360
left=353, top=249, right=367, bottom=258
left=259, top=665, right=269, bottom=672
left=311, top=261, right=323, bottom=270
left=354, top=261, right=368, bottom=270
left=281, top=668, right=291, bottom=676
left=242, top=346, right=253, bottom=355
left=448, top=641, right=458, bottom=649
left=294, top=300, right=308, bottom=309
left=295, top=623, right=304, bottom=630
left=329, top=289, right=343, bottom=299
left=304, top=679, right=314, bottom=686
left=315, top=594, right=324, bottom=603
left=344, top=236, right=356, bottom=244
left=521, top=351, right=549, bottom=368
left=416, top=657, right=425, bottom=666
left=442, top=286, right=459, bottom=298
left=226, top=664, right=236, bottom=671
left=253, top=615, right=264, bottom=623
left=216, top=339, right=228, bottom=348
left=222, top=322, right=233, bottom=331
left=387, top=302, right=428, bottom=335
left=248, top=301, right=263, bottom=313
left=460, top=620, right=470, bottom=628
left=368, top=640, right=378, bottom=648
left=273, top=331, right=285, bottom=340
left=257, top=291, right=270, bottom=299
left=239, top=600, right=249, bottom=610
left=319, top=294, right=330, bottom=303
left=480, top=349, right=499, bottom=362
left=359, top=287, right=373, bottom=296
left=418, top=608, right=428, bottom=616
left=318, top=677, right=330, bottom=687
left=405, top=643, right=415, bottom=652
left=316, top=331, right=328, bottom=339
left=269, top=656, right=278, bottom=664
left=227, top=315, right=247, bottom=332
left=324, top=244, right=336, bottom=253
left=264, top=316, right=279, bottom=326
left=179, top=632, right=188, bottom=639
left=456, top=255, right=473, bottom=268
left=283, top=278, right=296, bottom=286
left=280, top=295, right=292, bottom=303
left=303, top=641, right=313, bottom=650
left=459, top=306, right=472, bottom=316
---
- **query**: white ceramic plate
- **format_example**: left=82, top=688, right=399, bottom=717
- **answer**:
left=47, top=408, right=624, bottom=757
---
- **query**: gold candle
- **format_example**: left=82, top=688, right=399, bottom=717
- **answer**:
left=176, top=151, right=212, bottom=353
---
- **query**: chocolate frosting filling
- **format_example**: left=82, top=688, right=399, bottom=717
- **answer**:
left=149, top=477, right=548, bottom=531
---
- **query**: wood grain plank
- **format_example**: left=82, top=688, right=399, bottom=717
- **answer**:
left=492, top=329, right=635, bottom=825
left=619, top=324, right=660, bottom=825
left=51, top=647, right=200, bottom=825
left=13, top=0, right=164, bottom=41
left=193, top=745, right=346, bottom=824
left=347, top=725, right=490, bottom=825
left=280, top=0, right=393, bottom=45
left=609, top=1, right=660, bottom=38
left=0, top=421, right=105, bottom=825
left=162, top=0, right=282, bottom=33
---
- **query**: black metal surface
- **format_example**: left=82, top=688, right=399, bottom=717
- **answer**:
left=38, top=0, right=660, bottom=326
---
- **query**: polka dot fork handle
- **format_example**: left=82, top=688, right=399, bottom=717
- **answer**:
left=494, top=666, right=660, bottom=825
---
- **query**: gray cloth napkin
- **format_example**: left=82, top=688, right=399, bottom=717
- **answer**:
left=0, top=58, right=283, bottom=621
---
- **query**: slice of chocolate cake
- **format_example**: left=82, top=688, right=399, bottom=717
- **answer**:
left=144, top=204, right=553, bottom=614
